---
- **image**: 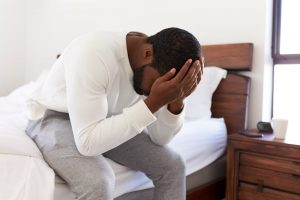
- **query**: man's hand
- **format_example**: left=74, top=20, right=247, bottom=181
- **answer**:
left=144, top=58, right=204, bottom=113
left=168, top=57, right=204, bottom=114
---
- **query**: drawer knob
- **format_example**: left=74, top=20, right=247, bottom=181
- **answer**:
left=292, top=174, right=300, bottom=179
left=293, top=161, right=300, bottom=165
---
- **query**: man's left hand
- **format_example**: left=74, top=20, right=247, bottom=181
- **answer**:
left=168, top=57, right=204, bottom=114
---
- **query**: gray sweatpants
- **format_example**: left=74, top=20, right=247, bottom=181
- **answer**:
left=26, top=110, right=186, bottom=200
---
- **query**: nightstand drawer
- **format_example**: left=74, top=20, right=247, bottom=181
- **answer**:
left=240, top=152, right=300, bottom=175
left=239, top=183, right=300, bottom=200
left=239, top=165, right=300, bottom=195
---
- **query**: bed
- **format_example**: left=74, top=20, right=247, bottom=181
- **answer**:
left=0, top=43, right=253, bottom=200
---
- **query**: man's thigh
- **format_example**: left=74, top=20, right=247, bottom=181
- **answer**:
left=26, top=110, right=115, bottom=196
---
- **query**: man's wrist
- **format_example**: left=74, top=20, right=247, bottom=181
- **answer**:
left=144, top=97, right=160, bottom=113
left=168, top=100, right=184, bottom=115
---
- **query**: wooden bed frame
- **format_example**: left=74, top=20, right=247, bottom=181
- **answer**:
left=187, top=43, right=253, bottom=200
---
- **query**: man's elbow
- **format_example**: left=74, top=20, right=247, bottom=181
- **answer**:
left=75, top=138, right=99, bottom=157
left=76, top=145, right=94, bottom=156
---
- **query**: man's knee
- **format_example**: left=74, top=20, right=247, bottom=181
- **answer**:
left=75, top=172, right=116, bottom=200
left=153, top=150, right=186, bottom=178
left=166, top=152, right=185, bottom=174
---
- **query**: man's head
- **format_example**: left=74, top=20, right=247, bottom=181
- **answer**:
left=147, top=27, right=201, bottom=75
left=129, top=27, right=201, bottom=95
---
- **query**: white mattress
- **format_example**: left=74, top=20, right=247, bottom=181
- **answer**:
left=0, top=78, right=227, bottom=200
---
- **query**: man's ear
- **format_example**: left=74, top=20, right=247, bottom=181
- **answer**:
left=144, top=44, right=153, bottom=62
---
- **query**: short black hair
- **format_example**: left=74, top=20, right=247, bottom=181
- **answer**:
left=146, top=27, right=201, bottom=75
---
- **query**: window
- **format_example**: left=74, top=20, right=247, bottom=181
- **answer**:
left=272, top=0, right=300, bottom=133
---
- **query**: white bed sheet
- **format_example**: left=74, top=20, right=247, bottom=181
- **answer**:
left=0, top=79, right=227, bottom=199
left=0, top=80, right=55, bottom=200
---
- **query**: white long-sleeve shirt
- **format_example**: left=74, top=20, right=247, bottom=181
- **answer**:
left=27, top=32, right=184, bottom=156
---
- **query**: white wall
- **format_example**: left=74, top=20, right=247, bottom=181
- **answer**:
left=4, top=0, right=274, bottom=129
left=0, top=0, right=26, bottom=96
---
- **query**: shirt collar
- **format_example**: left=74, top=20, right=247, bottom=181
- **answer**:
left=120, top=32, right=134, bottom=82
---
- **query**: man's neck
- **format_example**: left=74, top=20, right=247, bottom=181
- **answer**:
left=126, top=33, right=146, bottom=71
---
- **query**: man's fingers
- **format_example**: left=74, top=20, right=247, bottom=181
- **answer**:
left=158, top=68, right=176, bottom=83
left=183, top=77, right=198, bottom=98
left=195, top=60, right=201, bottom=76
left=173, top=59, right=192, bottom=82
left=176, top=59, right=201, bottom=95
left=197, top=57, right=204, bottom=84
left=185, top=82, right=197, bottom=97
left=201, top=56, right=205, bottom=75
left=180, top=60, right=200, bottom=86
left=196, top=71, right=202, bottom=84
left=180, top=72, right=197, bottom=95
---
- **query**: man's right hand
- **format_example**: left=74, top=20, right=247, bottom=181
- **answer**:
left=144, top=59, right=201, bottom=113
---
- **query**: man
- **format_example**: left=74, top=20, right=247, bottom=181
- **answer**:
left=26, top=27, right=203, bottom=200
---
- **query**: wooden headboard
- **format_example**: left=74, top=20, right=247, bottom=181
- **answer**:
left=202, top=43, right=253, bottom=134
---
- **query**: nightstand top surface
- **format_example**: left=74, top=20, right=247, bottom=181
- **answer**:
left=230, top=130, right=300, bottom=148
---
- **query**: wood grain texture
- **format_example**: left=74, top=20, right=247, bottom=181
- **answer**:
left=202, top=43, right=253, bottom=71
left=239, top=165, right=300, bottom=195
left=227, top=134, right=300, bottom=200
left=212, top=73, right=250, bottom=134
left=240, top=153, right=300, bottom=175
left=239, top=183, right=300, bottom=200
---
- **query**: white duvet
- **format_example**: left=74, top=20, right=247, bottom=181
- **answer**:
left=0, top=80, right=55, bottom=200
left=0, top=77, right=227, bottom=200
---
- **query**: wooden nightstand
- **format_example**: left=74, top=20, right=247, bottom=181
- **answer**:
left=226, top=132, right=300, bottom=200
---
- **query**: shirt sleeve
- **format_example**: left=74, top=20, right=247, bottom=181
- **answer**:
left=147, top=105, right=185, bottom=146
left=64, top=46, right=156, bottom=156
